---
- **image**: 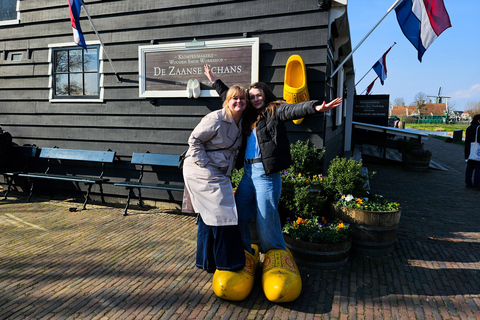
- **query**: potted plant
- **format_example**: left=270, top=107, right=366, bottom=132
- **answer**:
left=282, top=216, right=354, bottom=269
left=330, top=193, right=402, bottom=256
left=321, top=157, right=402, bottom=256
left=279, top=140, right=327, bottom=222
left=401, top=138, right=432, bottom=171
left=321, top=156, right=373, bottom=203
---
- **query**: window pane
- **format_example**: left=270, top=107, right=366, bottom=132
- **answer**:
left=84, top=48, right=98, bottom=72
left=84, top=73, right=99, bottom=96
left=52, top=46, right=100, bottom=99
left=55, top=74, right=69, bottom=96
left=0, top=0, right=17, bottom=21
left=55, top=51, right=68, bottom=73
left=69, top=50, right=83, bottom=72
left=69, top=73, right=83, bottom=95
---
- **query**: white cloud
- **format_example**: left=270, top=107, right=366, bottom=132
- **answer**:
left=452, top=84, right=480, bottom=99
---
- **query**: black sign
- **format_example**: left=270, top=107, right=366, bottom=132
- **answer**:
left=353, top=94, right=389, bottom=126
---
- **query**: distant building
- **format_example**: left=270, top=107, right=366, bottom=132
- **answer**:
left=390, top=103, right=448, bottom=117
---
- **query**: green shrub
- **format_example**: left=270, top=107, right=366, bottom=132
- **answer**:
left=322, top=157, right=373, bottom=200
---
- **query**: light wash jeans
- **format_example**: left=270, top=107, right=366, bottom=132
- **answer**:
left=235, top=162, right=286, bottom=253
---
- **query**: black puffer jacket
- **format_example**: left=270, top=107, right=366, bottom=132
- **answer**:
left=213, top=80, right=320, bottom=175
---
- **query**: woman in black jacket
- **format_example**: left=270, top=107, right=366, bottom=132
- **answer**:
left=465, top=114, right=480, bottom=188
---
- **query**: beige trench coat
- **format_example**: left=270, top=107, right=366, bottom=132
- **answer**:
left=182, top=108, right=243, bottom=226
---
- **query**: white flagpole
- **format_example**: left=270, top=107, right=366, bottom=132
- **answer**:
left=330, top=0, right=403, bottom=79
left=80, top=1, right=122, bottom=82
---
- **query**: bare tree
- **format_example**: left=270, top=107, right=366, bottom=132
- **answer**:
left=412, top=92, right=427, bottom=123
left=465, top=100, right=480, bottom=117
left=393, top=97, right=405, bottom=106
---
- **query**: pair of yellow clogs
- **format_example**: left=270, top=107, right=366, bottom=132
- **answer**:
left=212, top=245, right=302, bottom=303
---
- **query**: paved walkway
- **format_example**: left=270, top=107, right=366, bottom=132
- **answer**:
left=0, top=136, right=479, bottom=319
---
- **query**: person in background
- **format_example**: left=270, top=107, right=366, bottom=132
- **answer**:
left=204, top=64, right=342, bottom=302
left=465, top=114, right=480, bottom=189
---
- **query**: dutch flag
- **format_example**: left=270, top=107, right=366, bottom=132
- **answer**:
left=372, top=45, right=394, bottom=85
left=68, top=0, right=87, bottom=50
left=395, top=0, right=451, bottom=62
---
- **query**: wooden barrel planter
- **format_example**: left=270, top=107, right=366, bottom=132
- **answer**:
left=284, top=234, right=352, bottom=269
left=402, top=153, right=431, bottom=172
left=330, top=203, right=401, bottom=256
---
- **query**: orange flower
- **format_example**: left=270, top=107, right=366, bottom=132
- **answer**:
left=296, top=217, right=308, bottom=225
left=321, top=217, right=327, bottom=224
left=337, top=223, right=344, bottom=230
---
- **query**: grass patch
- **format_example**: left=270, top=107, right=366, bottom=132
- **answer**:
left=405, top=124, right=468, bottom=131
left=430, top=134, right=465, bottom=146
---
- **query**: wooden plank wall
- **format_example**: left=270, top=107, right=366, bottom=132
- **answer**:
left=0, top=0, right=340, bottom=203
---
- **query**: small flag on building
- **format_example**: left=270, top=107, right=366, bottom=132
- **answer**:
left=366, top=77, right=378, bottom=95
left=372, top=43, right=395, bottom=85
left=68, top=0, right=87, bottom=50
left=395, top=0, right=451, bottom=62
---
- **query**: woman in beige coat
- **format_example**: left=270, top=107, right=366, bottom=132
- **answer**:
left=182, top=85, right=247, bottom=272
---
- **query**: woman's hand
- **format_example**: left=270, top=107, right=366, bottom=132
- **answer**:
left=204, top=64, right=216, bottom=83
left=315, top=97, right=343, bottom=112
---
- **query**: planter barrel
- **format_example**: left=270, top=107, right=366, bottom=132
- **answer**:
left=284, top=234, right=352, bottom=269
left=330, top=203, right=401, bottom=256
left=402, top=153, right=431, bottom=172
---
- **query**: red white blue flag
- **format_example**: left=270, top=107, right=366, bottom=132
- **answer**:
left=395, top=0, right=451, bottom=62
left=366, top=77, right=378, bottom=95
left=372, top=44, right=394, bottom=85
left=68, top=0, right=87, bottom=50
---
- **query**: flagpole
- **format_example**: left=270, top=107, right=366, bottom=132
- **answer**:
left=330, top=0, right=403, bottom=79
left=80, top=1, right=122, bottom=82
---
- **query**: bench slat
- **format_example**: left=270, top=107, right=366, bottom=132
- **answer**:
left=131, top=153, right=180, bottom=167
left=40, top=148, right=116, bottom=163
left=114, top=181, right=184, bottom=192
left=19, top=173, right=108, bottom=184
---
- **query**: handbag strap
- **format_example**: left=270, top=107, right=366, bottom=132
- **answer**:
left=205, top=134, right=240, bottom=152
left=476, top=126, right=479, bottom=143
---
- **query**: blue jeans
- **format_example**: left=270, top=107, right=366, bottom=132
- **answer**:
left=235, top=162, right=286, bottom=253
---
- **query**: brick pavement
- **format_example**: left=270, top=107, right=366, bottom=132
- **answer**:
left=0, top=136, right=479, bottom=319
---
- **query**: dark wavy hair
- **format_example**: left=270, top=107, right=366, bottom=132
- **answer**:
left=242, top=82, right=285, bottom=135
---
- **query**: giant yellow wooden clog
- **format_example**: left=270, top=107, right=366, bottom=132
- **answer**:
left=262, top=248, right=302, bottom=303
left=212, top=244, right=259, bottom=301
left=283, top=55, right=310, bottom=125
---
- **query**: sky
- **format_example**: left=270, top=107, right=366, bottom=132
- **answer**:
left=347, top=0, right=480, bottom=111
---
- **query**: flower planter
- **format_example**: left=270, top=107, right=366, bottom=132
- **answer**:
left=284, top=234, right=352, bottom=269
left=402, top=153, right=431, bottom=172
left=330, top=203, right=401, bottom=256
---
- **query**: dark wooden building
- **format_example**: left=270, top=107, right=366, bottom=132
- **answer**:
left=0, top=0, right=355, bottom=204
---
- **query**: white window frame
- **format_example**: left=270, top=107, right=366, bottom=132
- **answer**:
left=0, top=0, right=20, bottom=26
left=48, top=41, right=105, bottom=103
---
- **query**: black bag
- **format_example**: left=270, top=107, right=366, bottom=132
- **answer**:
left=178, top=149, right=188, bottom=169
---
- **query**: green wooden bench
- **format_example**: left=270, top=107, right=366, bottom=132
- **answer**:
left=1, top=145, right=38, bottom=200
left=19, top=148, right=116, bottom=210
left=114, top=152, right=184, bottom=216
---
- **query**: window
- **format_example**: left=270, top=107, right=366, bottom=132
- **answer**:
left=0, top=0, right=20, bottom=25
left=52, top=46, right=100, bottom=99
